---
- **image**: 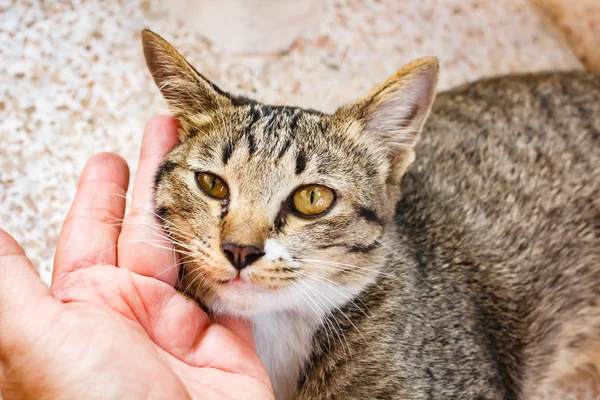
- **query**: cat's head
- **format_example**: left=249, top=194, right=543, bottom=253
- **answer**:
left=142, top=30, right=438, bottom=317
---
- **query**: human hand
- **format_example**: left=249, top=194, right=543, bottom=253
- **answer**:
left=0, top=116, right=274, bottom=400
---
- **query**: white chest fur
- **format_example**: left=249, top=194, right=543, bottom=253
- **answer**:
left=252, top=311, right=322, bottom=400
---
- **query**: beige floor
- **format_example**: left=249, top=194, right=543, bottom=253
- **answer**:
left=0, top=0, right=582, bottom=284
left=0, top=1, right=596, bottom=398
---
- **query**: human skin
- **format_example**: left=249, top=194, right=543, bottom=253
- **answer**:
left=0, top=116, right=275, bottom=400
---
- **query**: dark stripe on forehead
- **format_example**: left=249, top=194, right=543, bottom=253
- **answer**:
left=265, top=112, right=279, bottom=135
left=290, top=112, right=301, bottom=132
left=290, top=112, right=302, bottom=132
left=357, top=206, right=382, bottom=225
left=295, top=150, right=307, bottom=175
left=318, top=119, right=329, bottom=132
left=246, top=106, right=262, bottom=133
left=277, top=137, right=293, bottom=160
left=245, top=106, right=262, bottom=156
left=154, top=161, right=176, bottom=188
left=222, top=141, right=234, bottom=165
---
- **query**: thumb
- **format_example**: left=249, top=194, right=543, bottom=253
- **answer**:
left=218, top=315, right=256, bottom=351
left=0, top=229, right=55, bottom=319
left=0, top=229, right=60, bottom=361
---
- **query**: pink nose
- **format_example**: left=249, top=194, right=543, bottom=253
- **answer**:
left=221, top=243, right=265, bottom=271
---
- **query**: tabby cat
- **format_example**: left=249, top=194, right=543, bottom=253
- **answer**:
left=142, top=30, right=600, bottom=399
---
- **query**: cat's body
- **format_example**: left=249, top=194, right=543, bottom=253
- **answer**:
left=141, top=30, right=600, bottom=400
left=294, top=72, right=600, bottom=399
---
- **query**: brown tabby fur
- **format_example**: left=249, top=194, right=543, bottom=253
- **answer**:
left=142, top=30, right=600, bottom=399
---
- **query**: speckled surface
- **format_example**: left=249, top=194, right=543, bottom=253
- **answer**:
left=0, top=0, right=594, bottom=397
left=0, top=0, right=582, bottom=284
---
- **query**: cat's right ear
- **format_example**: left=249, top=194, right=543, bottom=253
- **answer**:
left=335, top=57, right=439, bottom=186
left=141, top=30, right=231, bottom=136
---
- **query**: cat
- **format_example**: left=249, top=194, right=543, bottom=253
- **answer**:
left=141, top=30, right=600, bottom=399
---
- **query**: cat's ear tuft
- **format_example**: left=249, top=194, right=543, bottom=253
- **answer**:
left=141, top=30, right=231, bottom=130
left=341, top=57, right=439, bottom=180
left=362, top=57, right=438, bottom=146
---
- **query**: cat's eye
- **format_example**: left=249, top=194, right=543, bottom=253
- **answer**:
left=291, top=185, right=335, bottom=217
left=196, top=172, right=228, bottom=200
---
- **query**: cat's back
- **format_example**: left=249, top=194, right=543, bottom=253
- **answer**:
left=398, top=71, right=600, bottom=397
left=407, top=71, right=599, bottom=267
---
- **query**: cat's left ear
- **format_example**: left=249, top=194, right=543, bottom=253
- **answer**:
left=141, top=30, right=232, bottom=138
left=338, top=57, right=439, bottom=183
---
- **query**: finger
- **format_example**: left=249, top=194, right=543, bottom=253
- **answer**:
left=118, top=116, right=179, bottom=286
left=0, top=229, right=59, bottom=333
left=53, top=153, right=129, bottom=286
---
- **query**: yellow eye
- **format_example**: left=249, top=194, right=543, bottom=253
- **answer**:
left=292, top=185, right=335, bottom=216
left=196, top=172, right=228, bottom=199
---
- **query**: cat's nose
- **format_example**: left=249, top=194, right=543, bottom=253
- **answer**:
left=221, top=243, right=265, bottom=271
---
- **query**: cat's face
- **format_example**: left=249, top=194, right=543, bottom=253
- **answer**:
left=142, top=30, right=438, bottom=317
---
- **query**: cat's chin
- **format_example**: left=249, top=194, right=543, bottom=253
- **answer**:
left=206, top=275, right=371, bottom=319
left=208, top=279, right=294, bottom=317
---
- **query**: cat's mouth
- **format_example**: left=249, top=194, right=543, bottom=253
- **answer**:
left=204, top=268, right=301, bottom=315
left=215, top=270, right=292, bottom=292
left=219, top=275, right=256, bottom=289
left=225, top=276, right=247, bottom=286
left=218, top=279, right=275, bottom=298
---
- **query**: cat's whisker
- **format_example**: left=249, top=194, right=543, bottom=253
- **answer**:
left=294, top=258, right=398, bottom=282
left=115, top=225, right=196, bottom=252
left=152, top=260, right=182, bottom=280
left=182, top=265, right=208, bottom=297
left=110, top=193, right=199, bottom=242
left=296, top=257, right=391, bottom=276
left=152, top=252, right=198, bottom=281
left=94, top=238, right=191, bottom=261
left=291, top=283, right=335, bottom=354
left=297, top=276, right=368, bottom=346
left=305, top=269, right=388, bottom=296
left=293, top=280, right=349, bottom=360
left=104, top=215, right=203, bottom=260
left=292, top=258, right=391, bottom=296
left=297, top=261, right=391, bottom=284
left=296, top=279, right=353, bottom=363
left=119, top=236, right=195, bottom=256
left=372, top=238, right=422, bottom=276
left=293, top=269, right=375, bottom=326
left=179, top=262, right=205, bottom=285
left=102, top=215, right=201, bottom=253
left=103, top=216, right=198, bottom=249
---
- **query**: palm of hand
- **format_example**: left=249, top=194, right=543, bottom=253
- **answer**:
left=43, top=265, right=271, bottom=400
left=0, top=117, right=273, bottom=400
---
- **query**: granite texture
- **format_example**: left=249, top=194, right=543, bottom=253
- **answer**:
left=0, top=0, right=582, bottom=284
left=0, top=0, right=594, bottom=397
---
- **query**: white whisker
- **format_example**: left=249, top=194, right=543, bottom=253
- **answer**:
left=298, top=277, right=367, bottom=345
left=294, top=269, right=374, bottom=326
